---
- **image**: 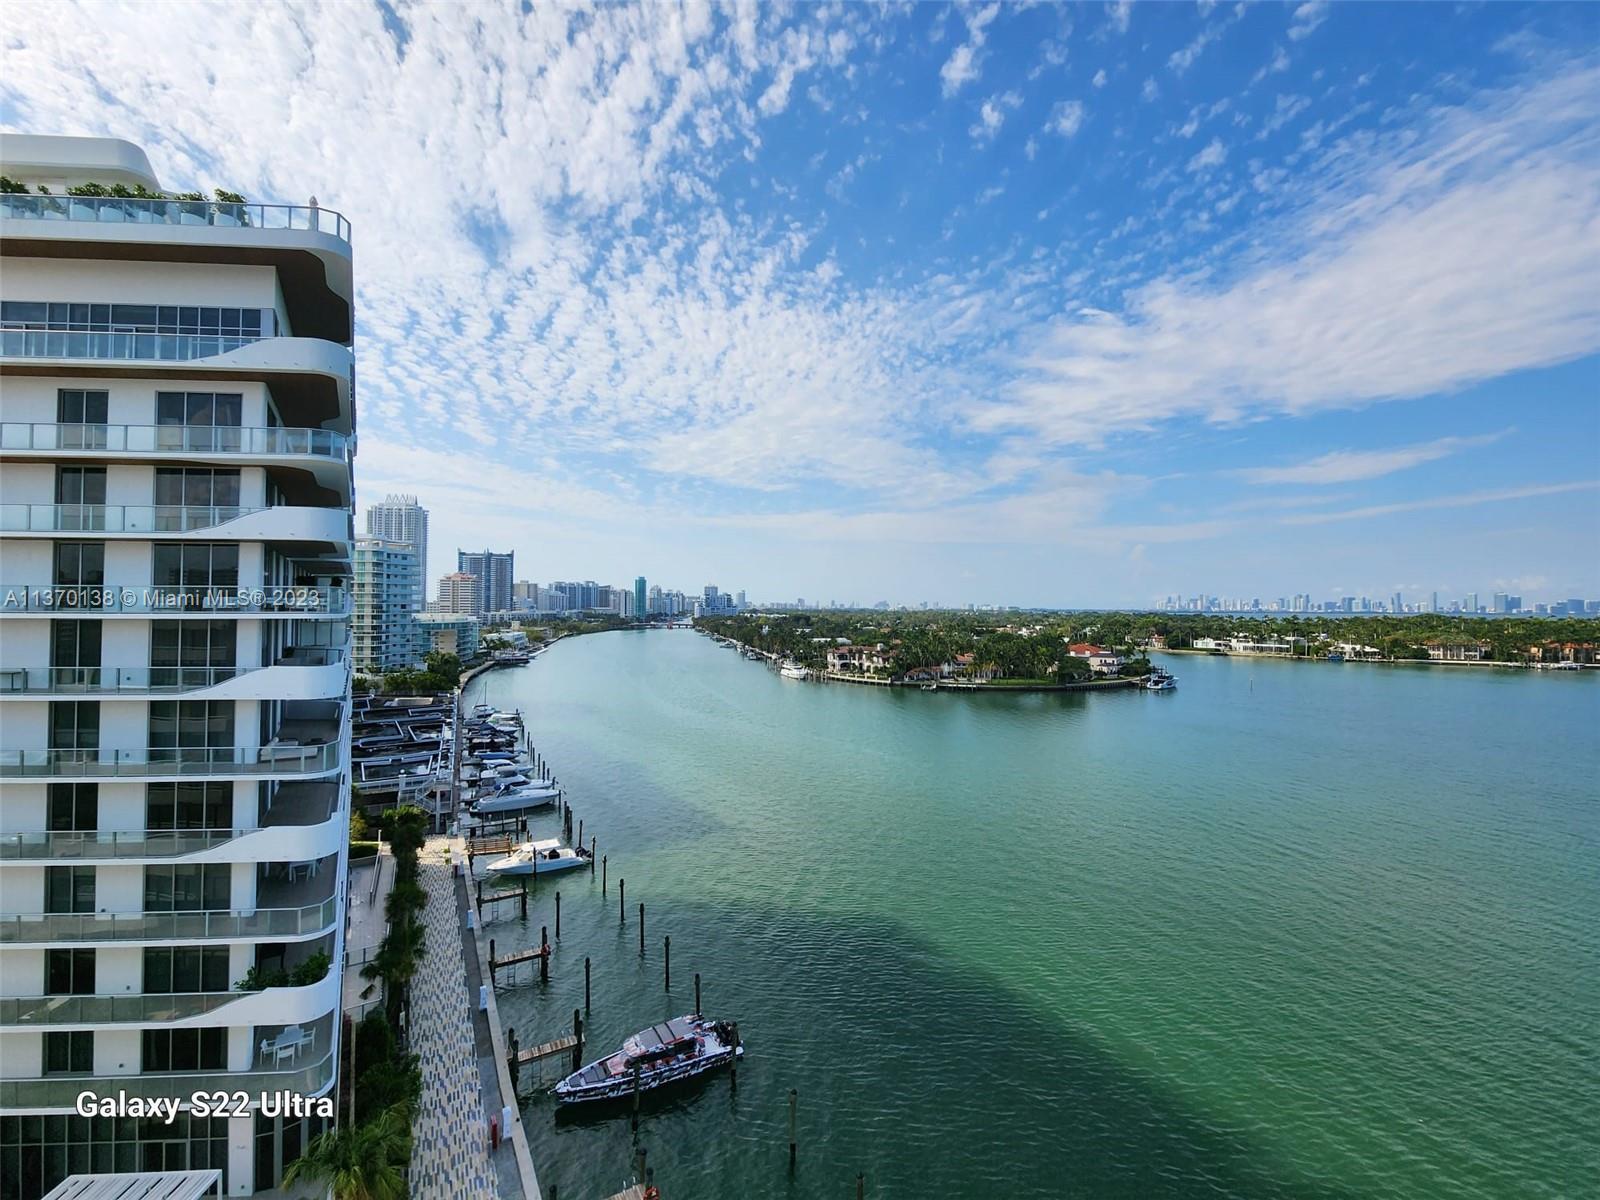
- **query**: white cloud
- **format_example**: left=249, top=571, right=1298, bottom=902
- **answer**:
left=1105, top=1, right=1133, bottom=36
left=970, top=90, right=1021, bottom=142
left=1280, top=481, right=1600, bottom=525
left=940, top=2, right=1001, bottom=97
left=1045, top=100, right=1087, bottom=138
left=1288, top=1, right=1328, bottom=41
left=1258, top=93, right=1311, bottom=137
left=1187, top=137, right=1227, bottom=171
left=1236, top=432, right=1511, bottom=485
left=1141, top=76, right=1160, bottom=102
left=974, top=65, right=1600, bottom=447
left=1091, top=68, right=1108, bottom=88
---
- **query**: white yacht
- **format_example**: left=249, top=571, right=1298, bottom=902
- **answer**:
left=484, top=837, right=591, bottom=876
left=779, top=661, right=810, bottom=680
left=470, top=783, right=562, bottom=814
left=554, top=1015, right=743, bottom=1104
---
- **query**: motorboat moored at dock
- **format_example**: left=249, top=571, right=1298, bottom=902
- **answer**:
left=554, top=1014, right=743, bottom=1104
left=484, top=837, right=591, bottom=876
left=779, top=661, right=810, bottom=680
left=1145, top=668, right=1177, bottom=691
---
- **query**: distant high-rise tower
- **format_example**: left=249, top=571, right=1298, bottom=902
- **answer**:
left=435, top=571, right=483, bottom=615
left=365, top=494, right=429, bottom=610
left=634, top=576, right=647, bottom=621
left=457, top=549, right=513, bottom=615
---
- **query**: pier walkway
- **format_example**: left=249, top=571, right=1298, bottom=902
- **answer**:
left=408, top=840, right=503, bottom=1200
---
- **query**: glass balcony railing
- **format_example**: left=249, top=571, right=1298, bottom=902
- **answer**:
left=1, top=991, right=250, bottom=1026
left=0, top=503, right=258, bottom=533
left=0, top=898, right=338, bottom=944
left=0, top=328, right=259, bottom=361
left=0, top=192, right=351, bottom=244
left=0, top=422, right=348, bottom=459
left=0, top=741, right=342, bottom=778
left=0, top=651, right=346, bottom=694
left=0, top=1049, right=336, bottom=1109
left=0, top=583, right=350, bottom=616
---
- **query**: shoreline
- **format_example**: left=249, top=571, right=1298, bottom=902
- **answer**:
left=1152, top=648, right=1592, bottom=672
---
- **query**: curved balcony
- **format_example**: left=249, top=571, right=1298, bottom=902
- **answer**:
left=0, top=651, right=348, bottom=700
left=1, top=780, right=344, bottom=864
left=0, top=335, right=353, bottom=429
left=0, top=583, right=349, bottom=617
left=0, top=740, right=341, bottom=781
left=0, top=1048, right=335, bottom=1113
left=0, top=503, right=350, bottom=544
left=0, top=967, right=340, bottom=1030
left=0, top=193, right=352, bottom=344
left=0, top=421, right=347, bottom=459
left=0, top=897, right=338, bottom=946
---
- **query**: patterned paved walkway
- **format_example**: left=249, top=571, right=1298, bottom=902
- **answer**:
left=409, top=839, right=499, bottom=1200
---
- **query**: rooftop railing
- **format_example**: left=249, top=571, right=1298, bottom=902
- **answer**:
left=0, top=1048, right=336, bottom=1109
left=0, top=422, right=348, bottom=459
left=0, top=898, right=338, bottom=945
left=0, top=741, right=342, bottom=779
left=0, top=583, right=350, bottom=616
left=0, top=192, right=351, bottom=244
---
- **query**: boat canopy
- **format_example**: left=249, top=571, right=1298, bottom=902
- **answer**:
left=624, top=1018, right=699, bottom=1057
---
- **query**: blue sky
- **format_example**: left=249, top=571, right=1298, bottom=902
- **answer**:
left=4, top=1, right=1597, bottom=607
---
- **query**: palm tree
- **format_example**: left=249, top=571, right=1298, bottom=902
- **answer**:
left=284, top=1102, right=412, bottom=1200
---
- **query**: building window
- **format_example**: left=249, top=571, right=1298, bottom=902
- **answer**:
left=151, top=543, right=239, bottom=590
left=140, top=1028, right=226, bottom=1073
left=53, top=542, right=105, bottom=587
left=2, top=301, right=265, bottom=338
left=148, top=700, right=233, bottom=762
left=42, top=1032, right=93, bottom=1075
left=156, top=391, right=243, bottom=427
left=44, top=867, right=95, bottom=914
left=54, top=465, right=106, bottom=506
left=145, top=782, right=232, bottom=831
left=153, top=467, right=241, bottom=509
left=45, top=949, right=96, bottom=995
left=55, top=389, right=110, bottom=449
left=47, top=784, right=98, bottom=832
left=48, top=701, right=98, bottom=750
left=50, top=620, right=102, bottom=670
left=143, top=946, right=229, bottom=994
left=143, top=864, right=230, bottom=912
left=149, top=620, right=236, bottom=687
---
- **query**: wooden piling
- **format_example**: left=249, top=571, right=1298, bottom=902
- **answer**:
left=694, top=972, right=701, bottom=1015
left=520, top=877, right=528, bottom=918
left=639, top=903, right=645, bottom=955
left=619, top=877, right=625, bottom=922
left=602, top=854, right=607, bottom=892
left=590, top=836, right=596, bottom=874
left=788, top=1088, right=797, bottom=1172
left=572, top=1008, right=583, bottom=1073
left=857, top=1171, right=865, bottom=1199
left=664, top=935, right=670, bottom=991
left=555, top=890, right=561, bottom=939
left=577, top=817, right=583, bottom=848
left=584, top=956, right=591, bottom=1013
left=540, top=926, right=549, bottom=983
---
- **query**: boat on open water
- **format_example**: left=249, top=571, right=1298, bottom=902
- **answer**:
left=554, top=1014, right=743, bottom=1104
left=1145, top=668, right=1177, bottom=691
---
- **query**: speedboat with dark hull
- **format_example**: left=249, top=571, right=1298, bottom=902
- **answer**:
left=554, top=1015, right=743, bottom=1104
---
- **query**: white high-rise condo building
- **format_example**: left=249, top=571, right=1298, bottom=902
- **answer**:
left=0, top=135, right=355, bottom=1199
left=352, top=538, right=422, bottom=674
left=363, top=495, right=427, bottom=610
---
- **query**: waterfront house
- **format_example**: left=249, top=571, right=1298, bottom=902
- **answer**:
left=1526, top=641, right=1597, bottom=664
left=826, top=643, right=889, bottom=673
left=1426, top=640, right=1493, bottom=662
left=1065, top=642, right=1126, bottom=674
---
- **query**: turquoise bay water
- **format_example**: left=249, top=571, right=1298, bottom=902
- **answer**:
left=468, top=631, right=1598, bottom=1199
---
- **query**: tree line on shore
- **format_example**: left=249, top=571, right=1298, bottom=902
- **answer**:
left=699, top=610, right=1596, bottom=672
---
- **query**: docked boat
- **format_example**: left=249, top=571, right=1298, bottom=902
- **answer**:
left=1325, top=652, right=1345, bottom=663
left=554, top=1014, right=743, bottom=1104
left=779, top=661, right=809, bottom=680
left=484, top=837, right=591, bottom=876
left=1145, top=668, right=1176, bottom=691
left=470, top=783, right=561, bottom=814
